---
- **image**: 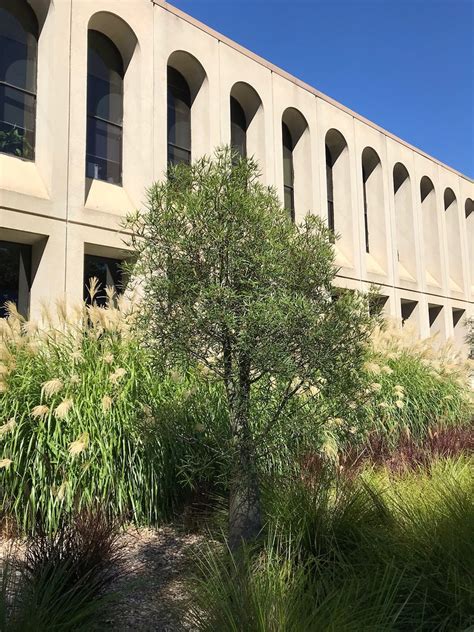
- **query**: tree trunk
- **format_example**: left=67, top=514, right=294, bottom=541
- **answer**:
left=228, top=371, right=262, bottom=552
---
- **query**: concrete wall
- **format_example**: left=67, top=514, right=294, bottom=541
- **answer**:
left=1, top=0, right=473, bottom=347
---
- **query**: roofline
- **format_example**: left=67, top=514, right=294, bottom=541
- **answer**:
left=152, top=0, right=473, bottom=184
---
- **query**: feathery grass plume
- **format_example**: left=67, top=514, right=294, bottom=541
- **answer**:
left=101, top=395, right=113, bottom=412
left=86, top=276, right=100, bottom=304
left=109, top=367, right=126, bottom=384
left=103, top=352, right=114, bottom=365
left=41, top=378, right=63, bottom=398
left=0, top=418, right=16, bottom=435
left=31, top=405, right=50, bottom=419
left=0, top=458, right=12, bottom=469
left=54, top=398, right=73, bottom=419
left=68, top=432, right=89, bottom=457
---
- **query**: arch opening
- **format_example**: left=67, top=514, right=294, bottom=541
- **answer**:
left=86, top=29, right=124, bottom=185
left=229, top=82, right=264, bottom=172
left=392, top=162, right=416, bottom=282
left=420, top=176, right=441, bottom=287
left=361, top=147, right=385, bottom=270
left=167, top=51, right=207, bottom=165
left=281, top=107, right=309, bottom=222
left=325, top=129, right=351, bottom=260
left=465, top=198, right=473, bottom=292
left=444, top=188, right=463, bottom=291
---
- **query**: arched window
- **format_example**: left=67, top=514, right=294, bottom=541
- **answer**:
left=361, top=147, right=387, bottom=273
left=230, top=96, right=247, bottom=158
left=0, top=0, right=38, bottom=160
left=86, top=30, right=124, bottom=185
left=361, top=148, right=382, bottom=255
left=466, top=198, right=474, bottom=282
left=282, top=122, right=294, bottom=220
left=325, top=145, right=334, bottom=233
left=324, top=129, right=351, bottom=256
left=393, top=162, right=416, bottom=281
left=167, top=66, right=191, bottom=166
left=444, top=188, right=463, bottom=290
left=420, top=176, right=441, bottom=286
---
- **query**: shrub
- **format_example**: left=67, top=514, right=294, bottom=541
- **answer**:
left=1, top=508, right=123, bottom=631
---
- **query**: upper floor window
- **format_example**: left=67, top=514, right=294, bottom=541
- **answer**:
left=325, top=145, right=335, bottom=233
left=86, top=30, right=123, bottom=185
left=0, top=0, right=38, bottom=160
left=230, top=96, right=247, bottom=158
left=282, top=122, right=294, bottom=221
left=167, top=66, right=191, bottom=166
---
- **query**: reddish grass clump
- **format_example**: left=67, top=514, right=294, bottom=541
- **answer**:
left=342, top=424, right=473, bottom=474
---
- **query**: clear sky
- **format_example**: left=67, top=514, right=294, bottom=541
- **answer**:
left=168, top=0, right=474, bottom=178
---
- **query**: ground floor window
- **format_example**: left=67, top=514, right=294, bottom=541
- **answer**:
left=83, top=254, right=124, bottom=306
left=0, top=240, right=32, bottom=318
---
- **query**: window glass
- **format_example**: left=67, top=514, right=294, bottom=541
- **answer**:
left=167, top=67, right=191, bottom=166
left=325, top=145, right=335, bottom=234
left=0, top=240, right=31, bottom=317
left=0, top=2, right=38, bottom=159
left=282, top=122, right=294, bottom=220
left=230, top=96, right=246, bottom=158
left=86, top=30, right=123, bottom=185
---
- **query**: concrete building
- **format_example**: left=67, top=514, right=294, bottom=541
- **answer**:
left=0, top=0, right=473, bottom=346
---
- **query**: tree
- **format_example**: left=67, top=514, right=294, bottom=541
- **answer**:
left=127, top=147, right=375, bottom=550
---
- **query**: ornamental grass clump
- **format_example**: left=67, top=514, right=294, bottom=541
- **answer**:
left=0, top=297, right=229, bottom=534
left=189, top=457, right=474, bottom=631
left=359, top=320, right=473, bottom=448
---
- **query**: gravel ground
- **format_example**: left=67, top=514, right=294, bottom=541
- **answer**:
left=103, top=526, right=203, bottom=632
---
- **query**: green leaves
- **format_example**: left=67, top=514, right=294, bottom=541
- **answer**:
left=127, top=146, right=374, bottom=424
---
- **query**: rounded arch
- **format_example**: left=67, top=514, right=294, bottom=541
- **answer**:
left=325, top=128, right=347, bottom=165
left=443, top=187, right=463, bottom=289
left=281, top=107, right=308, bottom=146
left=229, top=81, right=265, bottom=173
left=325, top=129, right=352, bottom=262
left=465, top=198, right=474, bottom=218
left=86, top=29, right=124, bottom=184
left=230, top=81, right=262, bottom=126
left=444, top=187, right=456, bottom=211
left=420, top=176, right=441, bottom=287
left=420, top=175, right=434, bottom=202
left=88, top=11, right=138, bottom=70
left=392, top=162, right=416, bottom=281
left=25, top=0, right=50, bottom=31
left=466, top=198, right=474, bottom=284
left=361, top=147, right=385, bottom=266
left=393, top=162, right=410, bottom=193
left=362, top=146, right=381, bottom=180
left=167, top=50, right=206, bottom=103
left=280, top=107, right=309, bottom=221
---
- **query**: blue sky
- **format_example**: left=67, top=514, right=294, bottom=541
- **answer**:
left=169, top=0, right=474, bottom=178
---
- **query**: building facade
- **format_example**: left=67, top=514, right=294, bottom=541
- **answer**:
left=0, top=0, right=473, bottom=345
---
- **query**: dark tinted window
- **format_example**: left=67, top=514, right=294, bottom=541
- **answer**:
left=0, top=1, right=38, bottom=159
left=84, top=254, right=124, bottom=306
left=325, top=145, right=335, bottom=235
left=282, top=122, right=294, bottom=221
left=167, top=67, right=191, bottom=166
left=86, top=30, right=123, bottom=185
left=230, top=96, right=246, bottom=158
left=0, top=240, right=31, bottom=317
